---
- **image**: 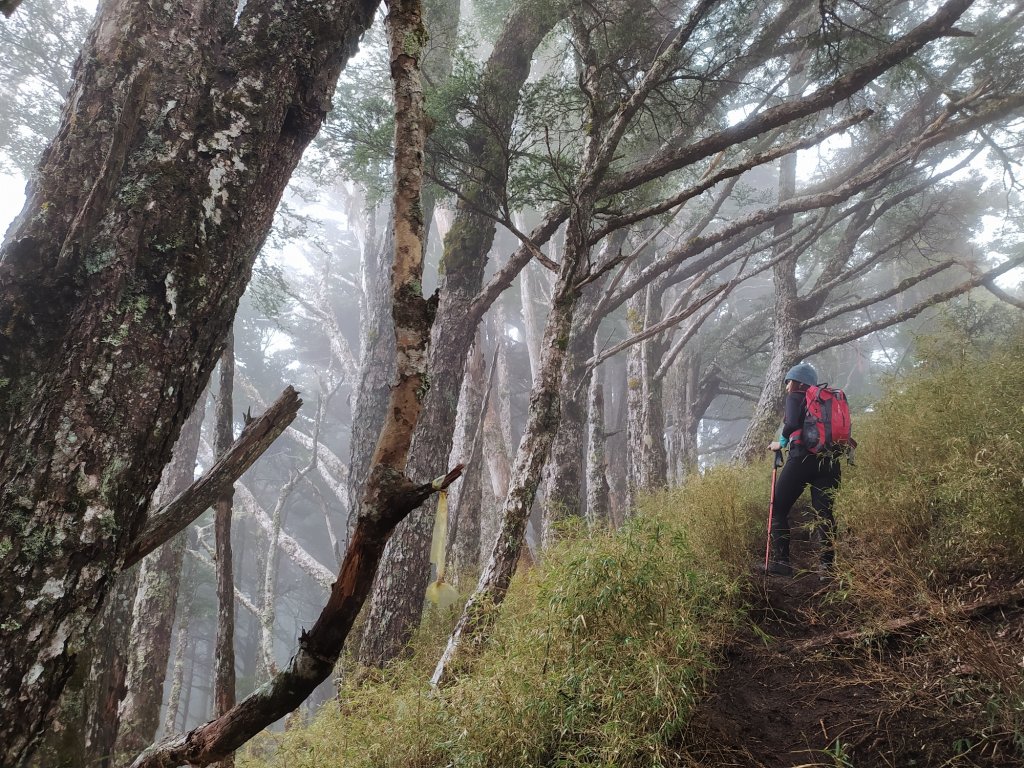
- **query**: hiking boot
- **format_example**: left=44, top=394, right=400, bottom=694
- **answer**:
left=766, top=559, right=794, bottom=577
left=816, top=561, right=835, bottom=583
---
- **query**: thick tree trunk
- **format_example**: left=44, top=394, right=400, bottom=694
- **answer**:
left=212, top=337, right=236, bottom=768
left=112, top=396, right=207, bottom=765
left=0, top=1, right=380, bottom=756
left=358, top=2, right=561, bottom=667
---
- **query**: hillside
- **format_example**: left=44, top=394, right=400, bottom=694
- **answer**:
left=691, top=529, right=1024, bottom=767
left=242, top=326, right=1024, bottom=768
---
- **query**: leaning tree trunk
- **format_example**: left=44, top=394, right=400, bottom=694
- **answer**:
left=358, top=1, right=562, bottom=667
left=432, top=214, right=593, bottom=686
left=0, top=0, right=380, bottom=759
left=733, top=147, right=803, bottom=462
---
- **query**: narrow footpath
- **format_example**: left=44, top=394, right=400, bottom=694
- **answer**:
left=683, top=526, right=1024, bottom=768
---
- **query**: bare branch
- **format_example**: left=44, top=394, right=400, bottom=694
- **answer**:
left=981, top=279, right=1024, bottom=310
left=800, top=255, right=1024, bottom=358
left=124, top=387, right=302, bottom=569
left=801, top=259, right=958, bottom=332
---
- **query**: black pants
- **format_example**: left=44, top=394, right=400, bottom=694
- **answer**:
left=770, top=452, right=841, bottom=567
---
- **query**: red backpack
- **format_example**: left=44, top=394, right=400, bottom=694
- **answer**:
left=797, top=384, right=853, bottom=454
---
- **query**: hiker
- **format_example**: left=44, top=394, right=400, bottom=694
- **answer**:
left=766, top=362, right=847, bottom=577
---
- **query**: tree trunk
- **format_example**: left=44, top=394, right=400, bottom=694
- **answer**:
left=0, top=1, right=380, bottom=757
left=358, top=2, right=562, bottom=667
left=112, top=395, right=207, bottom=764
left=447, top=336, right=486, bottom=583
left=346, top=204, right=395, bottom=531
left=676, top=351, right=703, bottom=479
left=585, top=364, right=611, bottom=528
left=127, top=4, right=460, bottom=762
left=625, top=282, right=668, bottom=511
left=432, top=226, right=589, bottom=685
left=733, top=132, right=803, bottom=462
left=542, top=227, right=627, bottom=543
left=161, top=575, right=193, bottom=737
left=212, top=336, right=236, bottom=768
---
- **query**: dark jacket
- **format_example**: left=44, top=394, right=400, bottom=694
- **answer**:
left=781, top=390, right=808, bottom=457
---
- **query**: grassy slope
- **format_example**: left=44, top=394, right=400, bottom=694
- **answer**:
left=241, top=322, right=1024, bottom=767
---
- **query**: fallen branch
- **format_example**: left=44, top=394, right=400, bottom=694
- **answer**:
left=788, top=585, right=1024, bottom=654
left=123, top=386, right=302, bottom=569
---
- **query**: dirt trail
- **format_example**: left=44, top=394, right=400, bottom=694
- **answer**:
left=684, top=531, right=1024, bottom=768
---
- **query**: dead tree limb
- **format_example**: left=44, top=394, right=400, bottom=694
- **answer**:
left=123, top=387, right=302, bottom=569
left=788, top=586, right=1024, bottom=654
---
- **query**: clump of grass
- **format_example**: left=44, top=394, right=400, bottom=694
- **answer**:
left=241, top=506, right=739, bottom=768
left=638, top=461, right=772, bottom=578
left=839, top=323, right=1024, bottom=582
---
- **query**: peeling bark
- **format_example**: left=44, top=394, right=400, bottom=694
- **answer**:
left=359, top=0, right=563, bottom=667
left=126, top=3, right=459, bottom=763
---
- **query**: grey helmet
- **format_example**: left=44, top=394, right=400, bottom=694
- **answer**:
left=784, top=362, right=817, bottom=387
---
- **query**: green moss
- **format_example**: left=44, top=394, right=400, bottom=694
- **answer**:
left=117, top=178, right=151, bottom=206
left=101, top=457, right=128, bottom=500
left=85, top=248, right=116, bottom=275
left=416, top=371, right=431, bottom=400
left=23, top=528, right=48, bottom=558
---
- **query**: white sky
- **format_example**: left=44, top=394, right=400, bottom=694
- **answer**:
left=0, top=170, right=26, bottom=238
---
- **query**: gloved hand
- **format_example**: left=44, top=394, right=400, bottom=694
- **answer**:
left=768, top=441, right=782, bottom=452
